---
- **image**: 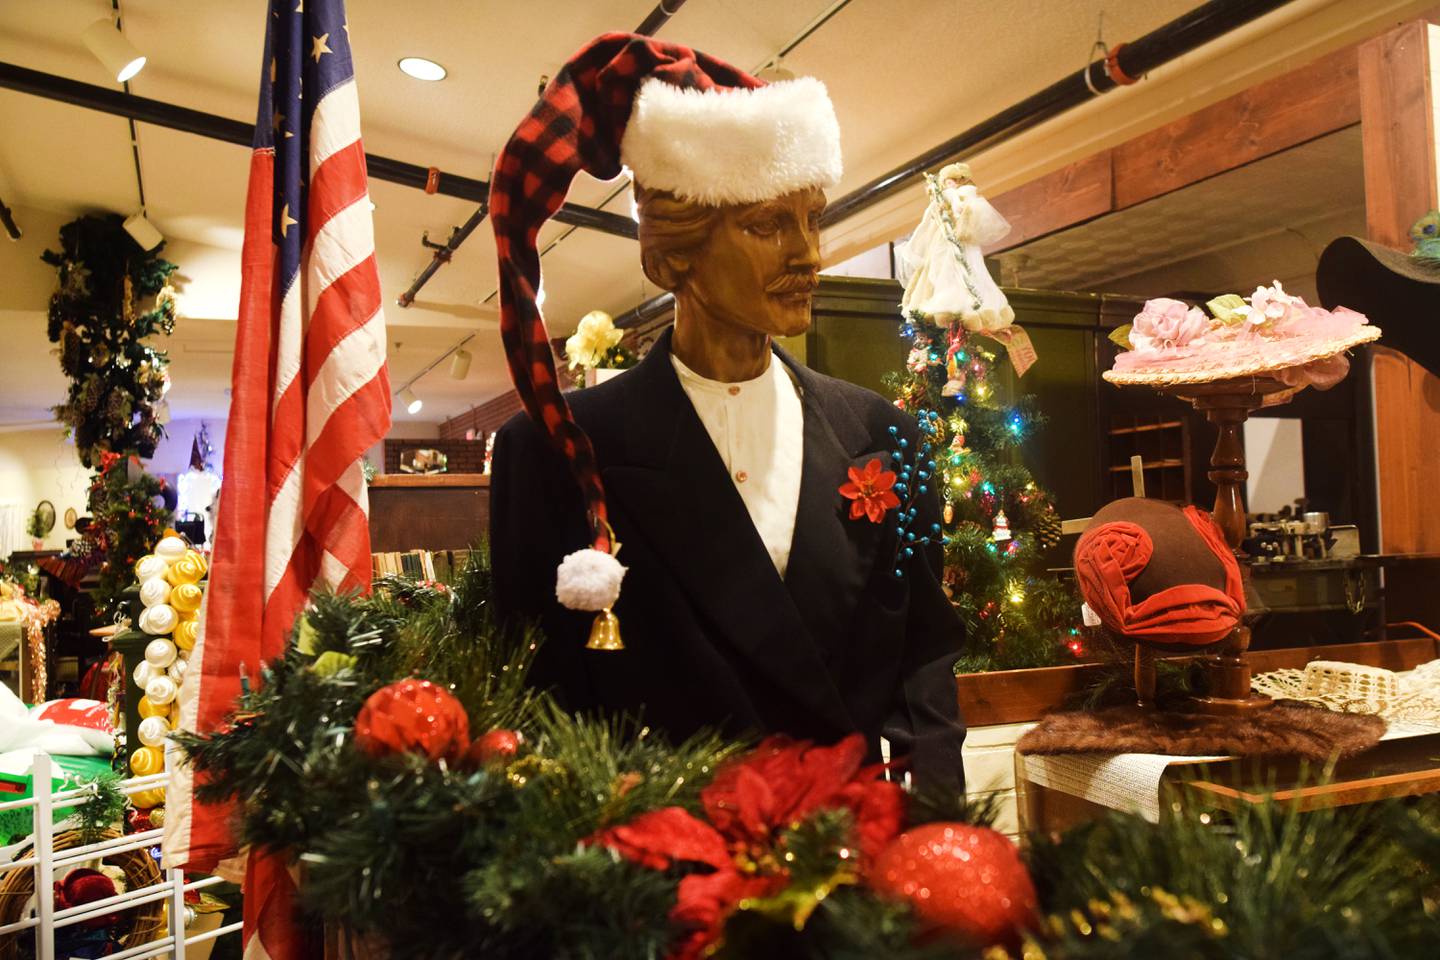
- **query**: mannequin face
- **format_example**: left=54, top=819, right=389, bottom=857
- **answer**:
left=672, top=187, right=825, bottom=339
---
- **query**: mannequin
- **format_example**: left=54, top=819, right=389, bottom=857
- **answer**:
left=488, top=33, right=967, bottom=791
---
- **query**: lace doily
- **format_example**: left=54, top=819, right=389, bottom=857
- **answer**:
left=1251, top=658, right=1440, bottom=726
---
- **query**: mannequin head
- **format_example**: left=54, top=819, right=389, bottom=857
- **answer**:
left=637, top=184, right=824, bottom=345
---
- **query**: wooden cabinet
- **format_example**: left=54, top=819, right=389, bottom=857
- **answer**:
left=1106, top=414, right=1192, bottom=504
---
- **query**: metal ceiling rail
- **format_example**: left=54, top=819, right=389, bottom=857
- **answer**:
left=614, top=0, right=1295, bottom=327
left=0, top=60, right=637, bottom=240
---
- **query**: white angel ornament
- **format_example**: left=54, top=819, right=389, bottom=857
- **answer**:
left=900, top=162, right=1016, bottom=331
left=899, top=163, right=1035, bottom=375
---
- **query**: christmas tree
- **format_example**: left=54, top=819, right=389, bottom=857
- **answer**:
left=87, top=452, right=172, bottom=615
left=886, top=319, right=1078, bottom=670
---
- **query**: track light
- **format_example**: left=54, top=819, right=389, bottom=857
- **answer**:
left=400, top=388, right=423, bottom=415
left=449, top=348, right=472, bottom=380
left=82, top=17, right=147, bottom=84
left=123, top=212, right=164, bottom=251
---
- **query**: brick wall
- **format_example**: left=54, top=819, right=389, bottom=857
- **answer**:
left=438, top=390, right=524, bottom=441
left=383, top=438, right=488, bottom=474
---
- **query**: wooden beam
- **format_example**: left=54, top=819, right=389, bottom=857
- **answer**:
left=985, top=45, right=1362, bottom=253
left=1113, top=43, right=1361, bottom=209
left=1359, top=21, right=1439, bottom=247
left=1359, top=21, right=1440, bottom=556
left=986, top=151, right=1112, bottom=254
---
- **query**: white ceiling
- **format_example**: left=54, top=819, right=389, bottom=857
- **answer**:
left=0, top=0, right=1282, bottom=428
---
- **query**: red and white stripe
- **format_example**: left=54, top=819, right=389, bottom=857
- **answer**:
left=164, top=67, right=391, bottom=905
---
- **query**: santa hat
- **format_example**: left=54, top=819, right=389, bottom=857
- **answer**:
left=490, top=33, right=842, bottom=626
left=1073, top=498, right=1243, bottom=649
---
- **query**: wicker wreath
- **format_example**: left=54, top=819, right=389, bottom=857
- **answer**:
left=0, top=827, right=165, bottom=958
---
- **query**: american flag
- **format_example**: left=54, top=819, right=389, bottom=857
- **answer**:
left=163, top=0, right=389, bottom=955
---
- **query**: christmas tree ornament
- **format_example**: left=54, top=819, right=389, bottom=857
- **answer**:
left=169, top=582, right=204, bottom=614
left=468, top=728, right=522, bottom=766
left=166, top=550, right=207, bottom=585
left=130, top=786, right=165, bottom=810
left=174, top=617, right=200, bottom=651
left=138, top=576, right=171, bottom=608
left=991, top=510, right=1012, bottom=542
left=137, top=695, right=168, bottom=719
left=943, top=501, right=955, bottom=525
left=134, top=553, right=168, bottom=581
left=144, top=675, right=178, bottom=706
left=167, top=656, right=188, bottom=683
left=144, top=637, right=178, bottom=668
left=130, top=744, right=165, bottom=776
left=132, top=659, right=160, bottom=689
left=137, top=714, right=172, bottom=747
left=353, top=679, right=471, bottom=762
left=138, top=603, right=177, bottom=635
left=311, top=650, right=356, bottom=677
left=154, top=535, right=187, bottom=563
left=1035, top=511, right=1062, bottom=549
left=870, top=822, right=1037, bottom=948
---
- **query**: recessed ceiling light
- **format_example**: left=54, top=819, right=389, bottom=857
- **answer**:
left=398, top=57, right=447, bottom=81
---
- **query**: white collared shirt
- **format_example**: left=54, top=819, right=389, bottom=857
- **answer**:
left=671, top=351, right=804, bottom=578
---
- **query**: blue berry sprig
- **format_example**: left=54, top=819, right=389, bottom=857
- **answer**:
left=887, top=410, right=944, bottom=579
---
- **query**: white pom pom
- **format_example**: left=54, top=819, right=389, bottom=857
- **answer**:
left=555, top=548, right=626, bottom=612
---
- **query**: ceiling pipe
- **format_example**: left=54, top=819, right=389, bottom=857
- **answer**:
left=615, top=0, right=1294, bottom=327
left=0, top=60, right=636, bottom=240
left=396, top=202, right=488, bottom=307
left=635, top=0, right=689, bottom=37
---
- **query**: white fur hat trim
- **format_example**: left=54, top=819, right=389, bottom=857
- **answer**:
left=621, top=76, right=842, bottom=206
left=556, top=548, right=627, bottom=612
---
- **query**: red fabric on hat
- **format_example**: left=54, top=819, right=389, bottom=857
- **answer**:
left=491, top=33, right=762, bottom=552
left=1074, top=506, right=1243, bottom=646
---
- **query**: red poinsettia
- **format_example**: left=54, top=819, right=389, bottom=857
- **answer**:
left=591, top=735, right=904, bottom=960
left=839, top=458, right=901, bottom=523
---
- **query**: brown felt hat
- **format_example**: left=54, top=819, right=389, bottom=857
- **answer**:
left=1088, top=498, right=1228, bottom=600
left=1316, top=236, right=1440, bottom=378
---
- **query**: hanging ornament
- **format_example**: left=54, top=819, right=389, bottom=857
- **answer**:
left=137, top=696, right=169, bottom=719
left=134, top=554, right=167, bottom=581
left=174, top=618, right=200, bottom=652
left=165, top=550, right=207, bottom=585
left=870, top=822, right=1037, bottom=949
left=136, top=715, right=172, bottom=748
left=138, top=604, right=177, bottom=636
left=353, top=679, right=471, bottom=763
left=992, top=510, right=1012, bottom=542
left=132, top=659, right=160, bottom=689
left=154, top=536, right=187, bottom=563
left=129, top=745, right=165, bottom=777
left=467, top=728, right=523, bottom=766
left=1035, top=511, right=1062, bottom=549
left=144, top=637, right=178, bottom=669
left=144, top=675, right=178, bottom=706
left=169, top=582, right=203, bottom=615
left=943, top=501, right=955, bottom=525
left=138, top=577, right=170, bottom=609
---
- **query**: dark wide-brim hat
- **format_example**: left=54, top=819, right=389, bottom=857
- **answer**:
left=1316, top=236, right=1440, bottom=378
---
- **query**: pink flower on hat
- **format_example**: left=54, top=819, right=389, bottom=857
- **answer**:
left=1244, top=280, right=1308, bottom=327
left=1131, top=298, right=1209, bottom=352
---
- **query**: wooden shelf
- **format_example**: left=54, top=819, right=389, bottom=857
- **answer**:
left=370, top=473, right=489, bottom=488
left=1108, top=458, right=1184, bottom=472
left=1108, top=420, right=1182, bottom=436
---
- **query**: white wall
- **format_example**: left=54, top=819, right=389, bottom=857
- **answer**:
left=0, top=426, right=91, bottom=554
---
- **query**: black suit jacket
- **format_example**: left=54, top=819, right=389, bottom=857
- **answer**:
left=490, top=329, right=967, bottom=792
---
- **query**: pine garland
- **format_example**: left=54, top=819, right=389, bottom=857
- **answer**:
left=180, top=550, right=1440, bottom=958
left=43, top=214, right=177, bottom=468
left=86, top=453, right=172, bottom=614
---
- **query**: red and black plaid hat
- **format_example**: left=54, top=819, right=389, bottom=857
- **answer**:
left=491, top=32, right=841, bottom=613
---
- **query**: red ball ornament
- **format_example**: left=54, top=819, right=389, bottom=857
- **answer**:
left=870, top=822, right=1037, bottom=948
left=353, top=679, right=470, bottom=763
left=467, top=728, right=522, bottom=766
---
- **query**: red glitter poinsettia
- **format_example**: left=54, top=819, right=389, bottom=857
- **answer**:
left=839, top=458, right=902, bottom=523
left=591, top=735, right=904, bottom=959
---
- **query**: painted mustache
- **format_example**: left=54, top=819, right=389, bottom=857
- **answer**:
left=766, top=272, right=819, bottom=295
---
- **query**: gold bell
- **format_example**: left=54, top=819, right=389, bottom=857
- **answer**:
left=586, top=607, right=624, bottom=651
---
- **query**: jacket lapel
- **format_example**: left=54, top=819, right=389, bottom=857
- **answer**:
left=779, top=354, right=894, bottom=664
left=601, top=330, right=855, bottom=732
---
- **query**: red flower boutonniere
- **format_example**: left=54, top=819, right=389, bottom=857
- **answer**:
left=839, top=458, right=901, bottom=524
